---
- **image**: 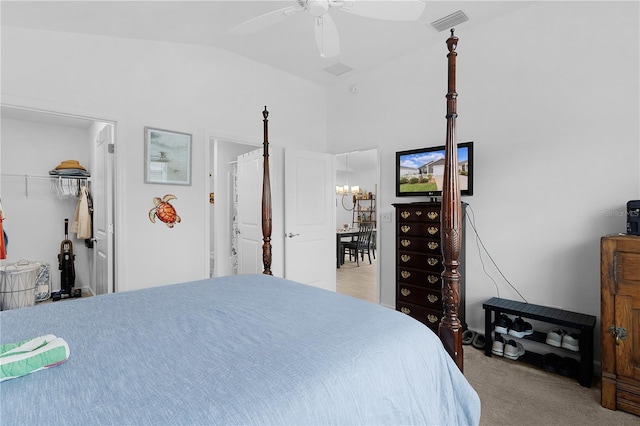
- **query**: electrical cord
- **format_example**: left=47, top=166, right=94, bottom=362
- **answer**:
left=466, top=204, right=528, bottom=303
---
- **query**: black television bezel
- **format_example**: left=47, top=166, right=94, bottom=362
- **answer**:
left=395, top=141, right=474, bottom=197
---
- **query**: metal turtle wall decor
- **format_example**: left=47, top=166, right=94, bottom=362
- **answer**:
left=149, top=194, right=181, bottom=228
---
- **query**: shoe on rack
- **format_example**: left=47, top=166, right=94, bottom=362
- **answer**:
left=557, top=357, right=580, bottom=377
left=492, top=334, right=506, bottom=357
left=508, top=317, right=534, bottom=338
left=494, top=314, right=513, bottom=335
left=545, top=329, right=566, bottom=347
left=561, top=333, right=580, bottom=352
left=542, top=352, right=562, bottom=372
left=504, top=339, right=526, bottom=360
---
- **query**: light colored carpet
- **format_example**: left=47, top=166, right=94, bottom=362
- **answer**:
left=463, top=345, right=638, bottom=425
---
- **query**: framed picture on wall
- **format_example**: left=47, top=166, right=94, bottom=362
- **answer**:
left=144, top=127, right=192, bottom=185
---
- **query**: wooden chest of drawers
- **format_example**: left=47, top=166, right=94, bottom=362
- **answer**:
left=393, top=202, right=466, bottom=332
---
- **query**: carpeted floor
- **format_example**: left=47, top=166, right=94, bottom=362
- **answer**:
left=463, top=345, right=638, bottom=425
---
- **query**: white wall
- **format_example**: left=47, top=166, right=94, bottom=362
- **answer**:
left=1, top=27, right=327, bottom=292
left=327, top=0, right=640, bottom=348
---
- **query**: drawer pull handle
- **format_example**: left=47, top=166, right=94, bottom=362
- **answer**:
left=427, top=241, right=439, bottom=250
left=401, top=255, right=411, bottom=262
left=401, top=225, right=411, bottom=233
left=427, top=211, right=439, bottom=220
left=401, top=239, right=411, bottom=247
left=401, top=307, right=411, bottom=315
left=401, top=288, right=411, bottom=297
left=401, top=211, right=410, bottom=219
left=427, top=258, right=438, bottom=266
left=427, top=294, right=438, bottom=303
left=427, top=275, right=438, bottom=284
left=427, top=314, right=438, bottom=323
left=427, top=226, right=438, bottom=235
left=401, top=271, right=411, bottom=279
left=415, top=211, right=422, bottom=216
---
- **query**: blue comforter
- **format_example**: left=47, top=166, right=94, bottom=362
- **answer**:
left=0, top=274, right=480, bottom=425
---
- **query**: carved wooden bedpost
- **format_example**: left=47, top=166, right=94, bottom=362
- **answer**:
left=262, top=106, right=273, bottom=275
left=439, top=29, right=464, bottom=371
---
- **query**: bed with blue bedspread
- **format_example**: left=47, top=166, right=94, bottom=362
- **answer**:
left=1, top=273, right=480, bottom=425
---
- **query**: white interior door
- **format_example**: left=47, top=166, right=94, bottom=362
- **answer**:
left=284, top=148, right=335, bottom=291
left=236, top=148, right=263, bottom=274
left=94, top=124, right=114, bottom=294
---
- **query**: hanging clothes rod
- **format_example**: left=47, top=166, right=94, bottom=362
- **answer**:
left=1, top=173, right=90, bottom=197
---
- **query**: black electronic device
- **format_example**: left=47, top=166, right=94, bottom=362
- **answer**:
left=627, top=200, right=640, bottom=236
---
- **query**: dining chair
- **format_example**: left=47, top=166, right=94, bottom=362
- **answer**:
left=342, top=222, right=374, bottom=266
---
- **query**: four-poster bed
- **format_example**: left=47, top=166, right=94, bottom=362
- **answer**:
left=0, top=32, right=479, bottom=424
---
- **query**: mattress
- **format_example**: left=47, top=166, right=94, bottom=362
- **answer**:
left=0, top=273, right=480, bottom=425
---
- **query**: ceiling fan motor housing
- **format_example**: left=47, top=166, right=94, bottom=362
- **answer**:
left=306, top=0, right=330, bottom=17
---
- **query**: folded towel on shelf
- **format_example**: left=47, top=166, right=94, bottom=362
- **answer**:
left=0, top=335, right=70, bottom=382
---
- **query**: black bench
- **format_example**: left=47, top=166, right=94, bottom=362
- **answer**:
left=482, top=297, right=596, bottom=387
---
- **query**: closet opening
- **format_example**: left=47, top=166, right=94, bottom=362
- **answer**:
left=1, top=105, right=116, bottom=301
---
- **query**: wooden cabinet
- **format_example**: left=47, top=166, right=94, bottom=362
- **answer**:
left=601, top=235, right=640, bottom=416
left=393, top=202, right=465, bottom=332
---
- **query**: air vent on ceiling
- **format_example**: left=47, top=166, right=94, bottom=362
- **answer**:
left=324, top=62, right=353, bottom=76
left=430, top=10, right=469, bottom=32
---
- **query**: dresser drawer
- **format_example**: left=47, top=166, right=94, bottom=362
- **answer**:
left=398, top=251, right=441, bottom=271
left=397, top=267, right=442, bottom=290
left=397, top=300, right=442, bottom=330
left=397, top=283, right=442, bottom=309
left=397, top=222, right=441, bottom=238
left=397, top=236, right=441, bottom=253
left=396, top=205, right=441, bottom=223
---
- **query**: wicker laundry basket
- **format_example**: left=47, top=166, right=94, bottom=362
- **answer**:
left=0, top=260, right=40, bottom=310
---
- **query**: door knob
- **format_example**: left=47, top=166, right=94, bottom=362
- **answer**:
left=285, top=233, right=300, bottom=238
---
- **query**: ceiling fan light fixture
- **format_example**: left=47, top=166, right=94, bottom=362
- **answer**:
left=308, top=0, right=330, bottom=17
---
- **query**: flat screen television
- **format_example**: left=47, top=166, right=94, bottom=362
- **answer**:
left=396, top=141, right=474, bottom=197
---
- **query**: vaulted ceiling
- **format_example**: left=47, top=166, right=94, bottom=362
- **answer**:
left=1, top=1, right=532, bottom=86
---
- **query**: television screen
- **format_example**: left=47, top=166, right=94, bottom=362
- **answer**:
left=396, top=141, right=474, bottom=197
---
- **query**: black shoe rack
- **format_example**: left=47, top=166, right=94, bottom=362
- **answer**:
left=482, top=297, right=596, bottom=387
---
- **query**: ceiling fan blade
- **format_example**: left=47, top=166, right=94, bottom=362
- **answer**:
left=315, top=14, right=340, bottom=58
left=229, top=6, right=300, bottom=36
left=338, top=0, right=426, bottom=21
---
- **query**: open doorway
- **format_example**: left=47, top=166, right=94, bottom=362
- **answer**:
left=335, top=148, right=379, bottom=304
left=208, top=137, right=259, bottom=277
left=0, top=105, right=116, bottom=297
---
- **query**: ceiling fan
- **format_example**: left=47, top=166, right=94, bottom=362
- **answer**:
left=229, top=0, right=426, bottom=58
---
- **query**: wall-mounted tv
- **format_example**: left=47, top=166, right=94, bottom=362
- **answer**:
left=396, top=141, right=474, bottom=197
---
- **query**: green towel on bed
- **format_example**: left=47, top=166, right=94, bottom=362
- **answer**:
left=0, top=334, right=70, bottom=381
